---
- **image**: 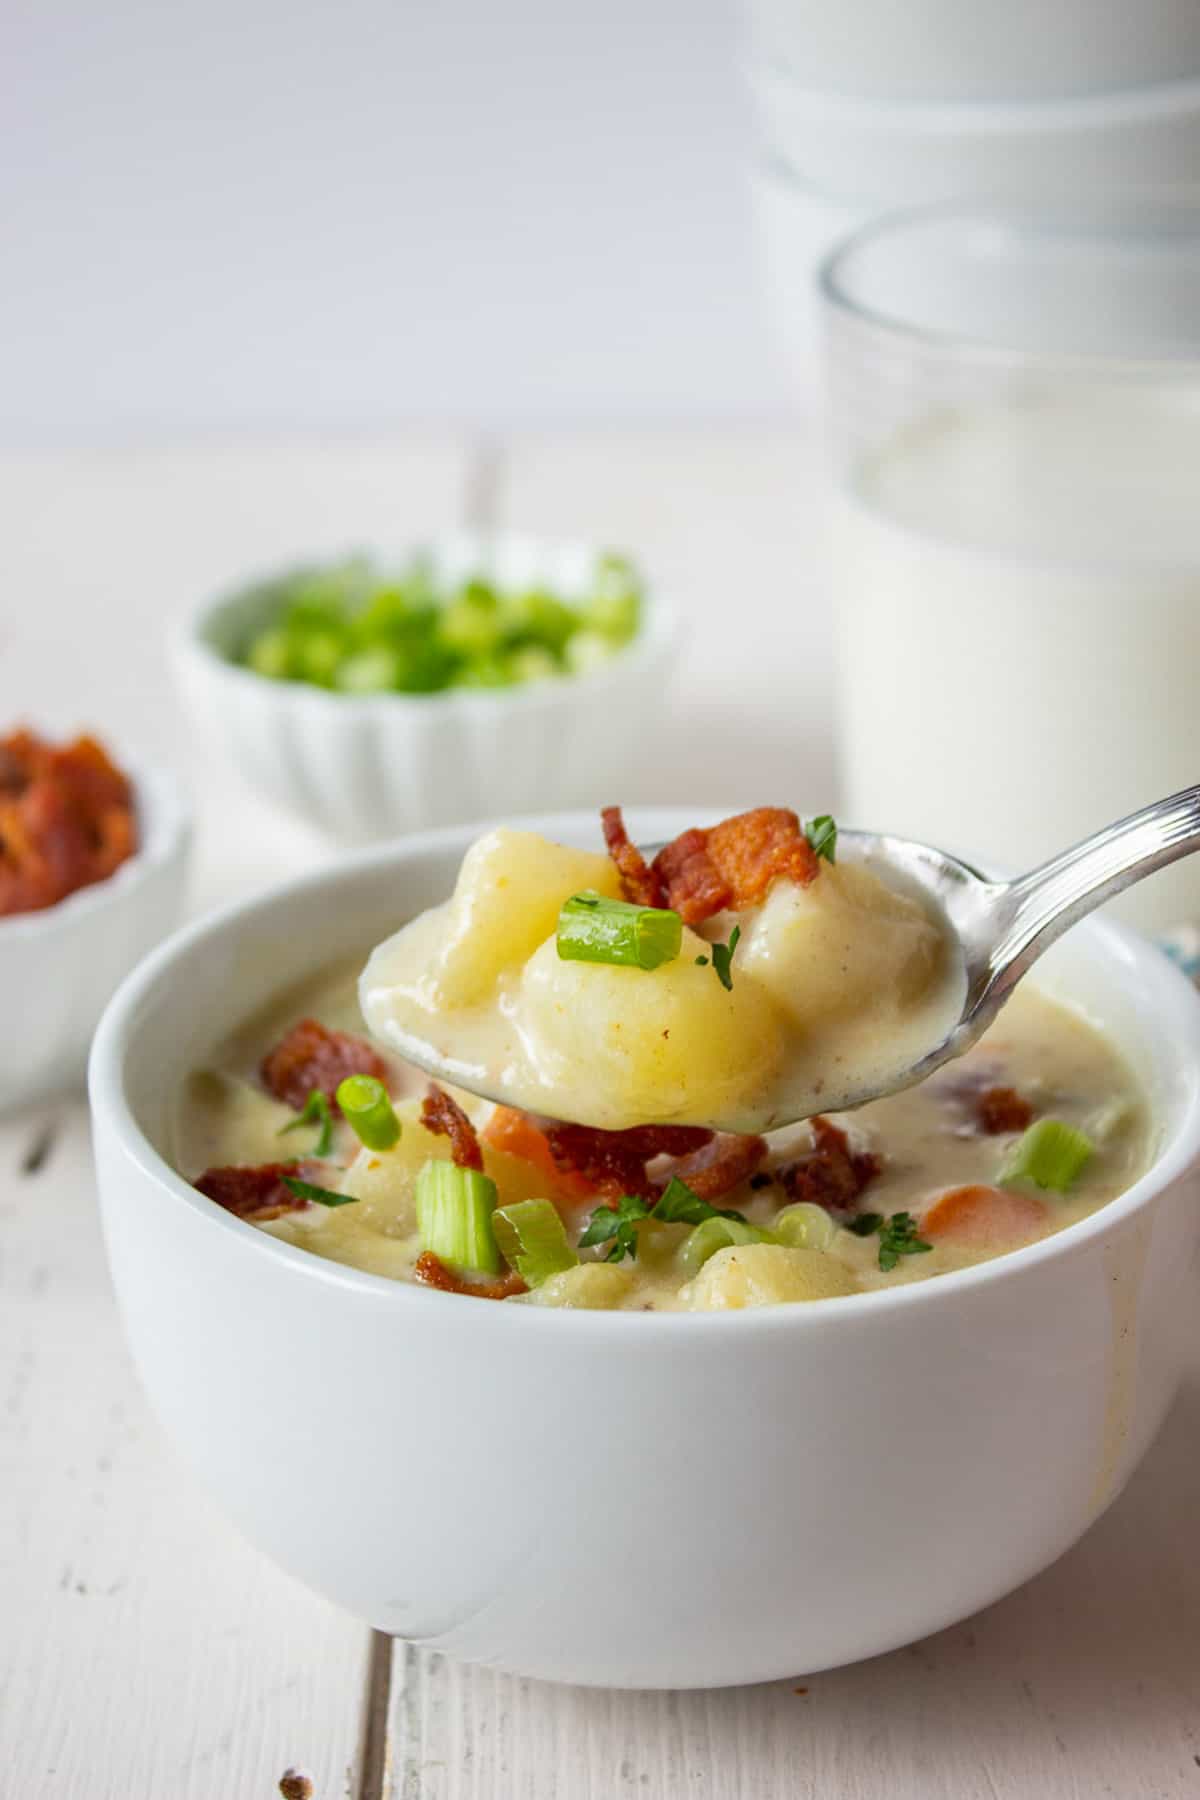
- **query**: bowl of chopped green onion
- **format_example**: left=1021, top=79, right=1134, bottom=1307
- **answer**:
left=171, top=538, right=676, bottom=840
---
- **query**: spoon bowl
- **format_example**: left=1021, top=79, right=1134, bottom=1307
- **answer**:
left=384, top=786, right=1200, bottom=1130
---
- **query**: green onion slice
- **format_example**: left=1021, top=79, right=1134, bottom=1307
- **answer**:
left=680, top=1216, right=769, bottom=1276
left=772, top=1201, right=836, bottom=1252
left=415, top=1160, right=501, bottom=1274
left=280, top=1089, right=334, bottom=1159
left=557, top=890, right=683, bottom=972
left=999, top=1119, right=1095, bottom=1192
left=492, top=1199, right=579, bottom=1287
left=336, top=1075, right=401, bottom=1151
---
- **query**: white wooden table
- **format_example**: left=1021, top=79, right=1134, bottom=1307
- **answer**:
left=1, top=437, right=1197, bottom=1799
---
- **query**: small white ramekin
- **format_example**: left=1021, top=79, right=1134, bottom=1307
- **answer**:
left=169, top=538, right=678, bottom=843
left=1, top=762, right=190, bottom=1114
left=90, top=809, right=1200, bottom=1688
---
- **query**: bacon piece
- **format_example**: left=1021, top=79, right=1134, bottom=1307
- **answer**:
left=706, top=808, right=819, bottom=907
left=260, top=1018, right=389, bottom=1113
left=413, top=1251, right=527, bottom=1299
left=779, top=1116, right=881, bottom=1215
left=542, top=1120, right=713, bottom=1202
left=651, top=828, right=729, bottom=925
left=194, top=1160, right=323, bottom=1222
left=421, top=1085, right=484, bottom=1171
left=975, top=1086, right=1035, bottom=1135
left=664, top=1132, right=768, bottom=1200
left=649, top=807, right=820, bottom=927
left=601, top=805, right=664, bottom=907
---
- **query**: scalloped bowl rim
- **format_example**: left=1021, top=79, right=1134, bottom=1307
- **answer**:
left=0, top=760, right=191, bottom=944
left=89, top=808, right=1200, bottom=1336
left=171, top=536, right=679, bottom=717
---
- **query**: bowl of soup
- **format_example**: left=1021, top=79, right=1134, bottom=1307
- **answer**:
left=89, top=808, right=1200, bottom=1687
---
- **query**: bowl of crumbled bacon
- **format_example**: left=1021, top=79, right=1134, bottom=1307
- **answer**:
left=0, top=727, right=190, bottom=1111
left=87, top=804, right=1200, bottom=1688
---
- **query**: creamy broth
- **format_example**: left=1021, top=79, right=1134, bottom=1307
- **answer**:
left=175, top=955, right=1150, bottom=1312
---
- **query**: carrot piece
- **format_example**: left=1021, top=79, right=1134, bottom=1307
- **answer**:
left=920, top=1184, right=1049, bottom=1249
left=481, top=1107, right=596, bottom=1203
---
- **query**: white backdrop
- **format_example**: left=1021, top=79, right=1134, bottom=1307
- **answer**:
left=3, top=0, right=786, bottom=443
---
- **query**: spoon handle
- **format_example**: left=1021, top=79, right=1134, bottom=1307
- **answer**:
left=987, top=783, right=1200, bottom=997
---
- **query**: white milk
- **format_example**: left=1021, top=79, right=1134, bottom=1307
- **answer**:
left=835, top=389, right=1200, bottom=932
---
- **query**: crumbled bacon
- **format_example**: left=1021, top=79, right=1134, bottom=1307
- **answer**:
left=976, top=1086, right=1035, bottom=1135
left=601, top=805, right=664, bottom=907
left=0, top=728, right=138, bottom=917
left=260, top=1018, right=389, bottom=1113
left=651, top=828, right=730, bottom=925
left=194, top=1160, right=324, bottom=1222
left=665, top=1132, right=769, bottom=1200
left=421, top=1085, right=484, bottom=1170
left=641, top=807, right=821, bottom=926
left=413, top=1251, right=527, bottom=1299
left=779, top=1116, right=881, bottom=1214
left=542, top=1120, right=713, bottom=1202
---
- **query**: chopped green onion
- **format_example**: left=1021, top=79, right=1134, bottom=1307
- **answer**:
left=282, top=1175, right=358, bottom=1208
left=415, top=1160, right=501, bottom=1274
left=711, top=924, right=741, bottom=992
left=806, top=814, right=837, bottom=864
left=772, top=1201, right=836, bottom=1252
left=557, top=890, right=683, bottom=972
left=492, top=1199, right=579, bottom=1287
left=999, top=1119, right=1095, bottom=1192
left=680, top=1215, right=768, bottom=1276
left=336, top=1075, right=401, bottom=1151
left=280, top=1089, right=334, bottom=1158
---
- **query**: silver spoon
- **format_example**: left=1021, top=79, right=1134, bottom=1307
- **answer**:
left=831, top=781, right=1200, bottom=1107
left=372, top=786, right=1200, bottom=1129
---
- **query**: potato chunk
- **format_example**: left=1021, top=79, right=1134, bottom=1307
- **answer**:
left=686, top=1243, right=858, bottom=1309
left=737, top=862, right=941, bottom=1032
left=515, top=926, right=783, bottom=1130
left=528, top=1263, right=637, bottom=1309
left=431, top=829, right=621, bottom=1006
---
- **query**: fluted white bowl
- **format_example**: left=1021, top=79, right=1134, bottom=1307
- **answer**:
left=170, top=538, right=678, bottom=843
left=90, top=810, right=1200, bottom=1687
left=0, top=762, right=190, bottom=1113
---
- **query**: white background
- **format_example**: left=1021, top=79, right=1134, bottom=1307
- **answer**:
left=3, top=0, right=787, bottom=444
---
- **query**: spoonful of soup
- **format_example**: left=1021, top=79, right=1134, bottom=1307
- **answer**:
left=360, top=792, right=1200, bottom=1134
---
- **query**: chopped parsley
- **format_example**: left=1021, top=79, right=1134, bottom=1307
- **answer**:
left=847, top=1209, right=932, bottom=1272
left=805, top=814, right=837, bottom=864
left=711, top=923, right=741, bottom=992
left=282, top=1174, right=359, bottom=1208
left=579, top=1177, right=749, bottom=1264
left=279, top=1089, right=334, bottom=1158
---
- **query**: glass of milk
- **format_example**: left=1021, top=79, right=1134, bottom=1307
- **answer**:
left=821, top=198, right=1200, bottom=931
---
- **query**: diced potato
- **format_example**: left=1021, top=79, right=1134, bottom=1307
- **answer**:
left=737, top=862, right=942, bottom=1032
left=529, top=1263, right=637, bottom=1309
left=686, top=1243, right=858, bottom=1309
left=515, top=925, right=784, bottom=1130
left=430, top=829, right=622, bottom=1006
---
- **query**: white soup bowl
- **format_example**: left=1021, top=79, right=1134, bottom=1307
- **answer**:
left=89, top=809, right=1200, bottom=1687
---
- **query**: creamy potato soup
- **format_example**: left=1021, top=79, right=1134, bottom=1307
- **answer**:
left=175, top=810, right=1150, bottom=1312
